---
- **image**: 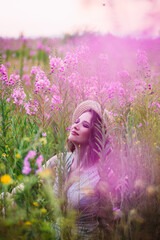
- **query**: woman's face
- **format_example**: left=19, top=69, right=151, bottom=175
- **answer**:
left=68, top=111, right=92, bottom=146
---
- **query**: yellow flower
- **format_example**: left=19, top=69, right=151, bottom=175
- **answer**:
left=24, top=221, right=32, bottom=225
left=16, top=153, right=21, bottom=158
left=135, top=141, right=140, bottom=144
left=17, top=175, right=23, bottom=181
left=0, top=174, right=12, bottom=185
left=38, top=168, right=52, bottom=178
left=154, top=142, right=157, bottom=146
left=5, top=145, right=8, bottom=148
left=39, top=137, right=47, bottom=145
left=2, top=153, right=6, bottom=157
left=33, top=202, right=39, bottom=207
left=40, top=208, right=47, bottom=214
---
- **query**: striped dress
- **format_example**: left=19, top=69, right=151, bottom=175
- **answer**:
left=46, top=152, right=101, bottom=238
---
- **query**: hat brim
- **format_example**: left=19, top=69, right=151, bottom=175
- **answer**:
left=72, top=100, right=102, bottom=123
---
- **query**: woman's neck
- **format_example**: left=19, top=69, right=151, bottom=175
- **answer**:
left=73, top=144, right=89, bottom=169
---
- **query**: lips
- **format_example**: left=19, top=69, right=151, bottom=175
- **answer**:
left=71, top=131, right=79, bottom=136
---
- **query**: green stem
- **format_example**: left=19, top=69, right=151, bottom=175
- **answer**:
left=1, top=98, right=6, bottom=138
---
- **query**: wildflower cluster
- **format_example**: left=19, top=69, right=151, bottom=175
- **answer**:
left=22, top=150, right=43, bottom=175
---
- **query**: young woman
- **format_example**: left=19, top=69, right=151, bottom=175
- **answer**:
left=46, top=100, right=114, bottom=238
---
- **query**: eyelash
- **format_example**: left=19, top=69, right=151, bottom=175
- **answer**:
left=83, top=123, right=89, bottom=128
left=75, top=120, right=89, bottom=128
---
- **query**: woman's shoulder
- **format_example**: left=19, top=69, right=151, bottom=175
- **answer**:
left=44, top=152, right=74, bottom=170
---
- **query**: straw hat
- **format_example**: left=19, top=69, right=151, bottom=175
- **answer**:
left=72, top=100, right=114, bottom=125
left=72, top=100, right=102, bottom=123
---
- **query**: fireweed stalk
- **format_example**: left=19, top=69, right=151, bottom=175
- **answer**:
left=22, top=150, right=43, bottom=175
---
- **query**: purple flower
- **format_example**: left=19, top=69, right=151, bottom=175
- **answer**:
left=0, top=64, right=8, bottom=83
left=30, top=50, right=35, bottom=57
left=11, top=86, right=26, bottom=105
left=22, top=74, right=31, bottom=86
left=24, top=99, right=38, bottom=115
left=35, top=155, right=43, bottom=174
left=34, top=68, right=50, bottom=94
left=49, top=56, right=65, bottom=73
left=51, top=95, right=61, bottom=105
left=22, top=150, right=36, bottom=175
left=7, top=74, right=20, bottom=86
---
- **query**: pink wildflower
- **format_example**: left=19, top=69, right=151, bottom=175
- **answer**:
left=49, top=56, right=65, bottom=73
left=7, top=74, right=20, bottom=86
left=34, top=69, right=50, bottom=94
left=30, top=50, right=35, bottom=57
left=0, top=64, right=8, bottom=83
left=38, top=43, right=43, bottom=50
left=22, top=74, right=31, bottom=86
left=5, top=62, right=11, bottom=68
left=31, top=66, right=39, bottom=75
left=138, top=123, right=142, bottom=128
left=6, top=98, right=11, bottom=102
left=35, top=155, right=43, bottom=174
left=45, top=46, right=51, bottom=53
left=22, top=150, right=36, bottom=175
left=42, top=132, right=47, bottom=137
left=157, top=103, right=160, bottom=108
left=51, top=95, right=61, bottom=105
left=11, top=86, right=26, bottom=105
left=24, top=99, right=38, bottom=115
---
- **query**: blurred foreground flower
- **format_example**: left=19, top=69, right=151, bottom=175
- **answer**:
left=0, top=174, right=12, bottom=185
left=16, top=153, right=21, bottom=158
left=113, top=207, right=122, bottom=220
left=39, top=137, right=47, bottom=145
left=24, top=221, right=32, bottom=226
left=40, top=208, right=47, bottom=214
left=146, top=185, right=156, bottom=196
left=33, top=202, right=39, bottom=207
left=38, top=168, right=52, bottom=179
left=22, top=150, right=36, bottom=175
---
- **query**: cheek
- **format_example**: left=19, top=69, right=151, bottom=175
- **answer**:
left=82, top=129, right=90, bottom=141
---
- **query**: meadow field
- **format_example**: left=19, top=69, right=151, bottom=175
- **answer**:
left=0, top=33, right=160, bottom=239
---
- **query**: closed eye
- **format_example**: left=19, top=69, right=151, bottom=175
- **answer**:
left=83, top=122, right=90, bottom=128
left=75, top=118, right=80, bottom=124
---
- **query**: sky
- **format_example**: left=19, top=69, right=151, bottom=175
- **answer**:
left=0, top=0, right=160, bottom=38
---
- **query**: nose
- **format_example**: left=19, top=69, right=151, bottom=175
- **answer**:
left=73, top=123, right=80, bottom=130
